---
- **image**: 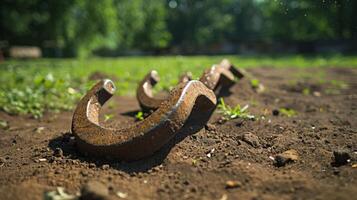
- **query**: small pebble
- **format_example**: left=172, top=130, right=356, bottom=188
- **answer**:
left=206, top=148, right=215, bottom=158
left=53, top=148, right=63, bottom=157
left=116, top=191, right=128, bottom=199
left=80, top=181, right=109, bottom=200
left=89, top=163, right=96, bottom=168
left=313, top=91, right=321, bottom=97
left=272, top=109, right=279, bottom=116
left=225, top=180, right=242, bottom=189
left=102, top=164, right=110, bottom=170
left=242, top=132, right=260, bottom=147
left=219, top=194, right=228, bottom=200
left=34, top=127, right=46, bottom=133
left=275, top=149, right=299, bottom=167
left=205, top=123, right=216, bottom=132
left=333, top=150, right=351, bottom=166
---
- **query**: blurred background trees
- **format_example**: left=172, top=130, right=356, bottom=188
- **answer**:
left=1, top=0, right=356, bottom=57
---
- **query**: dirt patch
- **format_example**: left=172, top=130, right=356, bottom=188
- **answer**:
left=0, top=67, right=356, bottom=200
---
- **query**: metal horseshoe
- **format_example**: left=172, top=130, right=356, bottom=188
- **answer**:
left=219, top=59, right=245, bottom=79
left=71, top=79, right=216, bottom=161
left=199, top=64, right=236, bottom=92
left=136, top=70, right=192, bottom=112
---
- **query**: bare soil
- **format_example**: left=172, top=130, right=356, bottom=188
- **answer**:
left=0, top=67, right=356, bottom=200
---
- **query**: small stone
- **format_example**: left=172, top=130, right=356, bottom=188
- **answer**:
left=255, top=83, right=265, bottom=93
left=39, top=158, right=47, bottom=162
left=225, top=180, right=242, bottom=189
left=219, top=194, right=228, bottom=200
left=333, top=150, right=351, bottom=166
left=206, top=148, right=215, bottom=158
left=313, top=91, right=321, bottom=97
left=89, top=163, right=96, bottom=168
left=101, top=164, right=110, bottom=170
left=205, top=123, right=216, bottom=132
left=272, top=109, right=279, bottom=116
left=80, top=181, right=109, bottom=200
left=116, top=191, right=128, bottom=199
left=53, top=148, right=63, bottom=157
left=34, top=127, right=45, bottom=133
left=352, top=164, right=357, bottom=168
left=235, top=118, right=245, bottom=127
left=217, top=117, right=226, bottom=124
left=275, top=149, right=299, bottom=167
left=242, top=132, right=260, bottom=147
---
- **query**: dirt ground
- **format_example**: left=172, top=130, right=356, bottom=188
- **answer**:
left=0, top=67, right=356, bottom=200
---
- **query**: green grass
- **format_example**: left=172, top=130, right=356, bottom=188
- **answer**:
left=217, top=98, right=255, bottom=120
left=279, top=108, right=297, bottom=117
left=0, top=54, right=357, bottom=118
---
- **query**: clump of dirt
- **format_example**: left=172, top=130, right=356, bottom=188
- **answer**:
left=0, top=67, right=356, bottom=200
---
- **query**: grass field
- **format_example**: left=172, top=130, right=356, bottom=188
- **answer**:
left=1, top=55, right=357, bottom=118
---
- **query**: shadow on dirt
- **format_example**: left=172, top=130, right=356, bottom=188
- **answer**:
left=48, top=99, right=215, bottom=173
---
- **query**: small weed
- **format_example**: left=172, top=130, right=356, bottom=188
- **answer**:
left=302, top=88, right=310, bottom=95
left=279, top=108, right=297, bottom=117
left=135, top=111, right=144, bottom=121
left=330, top=80, right=348, bottom=90
left=0, top=72, right=83, bottom=118
left=104, top=114, right=114, bottom=122
left=250, top=79, right=260, bottom=89
left=192, top=159, right=198, bottom=166
left=218, top=98, right=255, bottom=120
left=0, top=120, right=9, bottom=129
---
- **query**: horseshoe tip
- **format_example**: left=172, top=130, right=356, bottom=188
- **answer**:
left=150, top=70, right=160, bottom=82
left=103, top=79, right=116, bottom=94
left=187, top=80, right=217, bottom=105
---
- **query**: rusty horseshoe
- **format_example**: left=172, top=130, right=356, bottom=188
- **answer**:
left=199, top=64, right=236, bottom=93
left=71, top=79, right=216, bottom=161
left=136, top=70, right=192, bottom=112
left=219, top=59, right=246, bottom=79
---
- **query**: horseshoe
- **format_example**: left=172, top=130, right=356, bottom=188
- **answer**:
left=178, top=71, right=193, bottom=83
left=136, top=70, right=192, bottom=112
left=219, top=59, right=245, bottom=79
left=71, top=79, right=216, bottom=161
left=199, top=64, right=236, bottom=92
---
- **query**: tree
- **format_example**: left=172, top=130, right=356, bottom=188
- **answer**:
left=259, top=0, right=357, bottom=41
left=52, top=0, right=119, bottom=57
left=1, top=0, right=119, bottom=57
left=166, top=0, right=235, bottom=50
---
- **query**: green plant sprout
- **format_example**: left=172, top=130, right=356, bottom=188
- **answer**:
left=0, top=120, right=9, bottom=129
left=104, top=114, right=114, bottom=122
left=302, top=88, right=310, bottom=95
left=330, top=80, right=348, bottom=90
left=250, top=79, right=260, bottom=89
left=135, top=111, right=144, bottom=121
left=279, top=108, right=297, bottom=117
left=217, top=98, right=255, bottom=120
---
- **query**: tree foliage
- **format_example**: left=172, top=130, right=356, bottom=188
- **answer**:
left=0, top=0, right=356, bottom=56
